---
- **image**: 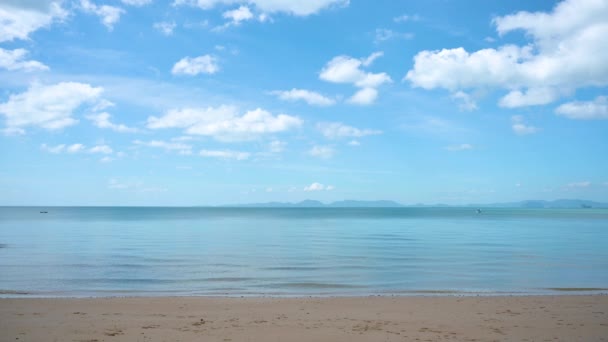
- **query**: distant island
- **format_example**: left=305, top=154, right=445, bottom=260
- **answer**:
left=223, top=199, right=608, bottom=209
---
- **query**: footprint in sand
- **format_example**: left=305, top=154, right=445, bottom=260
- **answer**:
left=104, top=329, right=124, bottom=337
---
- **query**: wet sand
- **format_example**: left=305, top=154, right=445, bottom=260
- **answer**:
left=1, top=295, right=607, bottom=341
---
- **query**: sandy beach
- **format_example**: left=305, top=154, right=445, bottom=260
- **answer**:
left=1, top=295, right=607, bottom=341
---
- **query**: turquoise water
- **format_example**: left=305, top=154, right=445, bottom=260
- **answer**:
left=0, top=207, right=607, bottom=297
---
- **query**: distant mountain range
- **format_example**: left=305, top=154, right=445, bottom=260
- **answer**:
left=224, top=199, right=608, bottom=208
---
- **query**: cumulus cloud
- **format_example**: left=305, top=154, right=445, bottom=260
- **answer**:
left=0, top=48, right=48, bottom=72
left=304, top=182, right=334, bottom=191
left=320, top=52, right=391, bottom=105
left=317, top=122, right=381, bottom=139
left=173, top=0, right=348, bottom=16
left=154, top=21, right=176, bottom=35
left=80, top=0, right=125, bottom=30
left=445, top=143, right=473, bottom=151
left=347, top=87, right=377, bottom=105
left=321, top=52, right=391, bottom=87
left=308, top=145, right=334, bottom=159
left=172, top=55, right=219, bottom=75
left=0, top=0, right=68, bottom=42
left=200, top=149, right=250, bottom=160
left=511, top=115, right=538, bottom=135
left=133, top=140, right=192, bottom=154
left=405, top=0, right=608, bottom=108
left=555, top=96, right=608, bottom=120
left=271, top=88, right=335, bottom=106
left=87, top=112, right=137, bottom=132
left=147, top=106, right=302, bottom=141
left=223, top=5, right=253, bottom=24
left=499, top=87, right=565, bottom=108
left=0, top=82, right=103, bottom=133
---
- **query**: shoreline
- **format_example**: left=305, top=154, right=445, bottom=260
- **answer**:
left=2, top=295, right=607, bottom=341
left=2, top=288, right=608, bottom=299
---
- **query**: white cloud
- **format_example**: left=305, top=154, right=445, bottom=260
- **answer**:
left=1, top=127, right=25, bottom=136
left=41, top=143, right=111, bottom=155
left=0, top=1, right=68, bottom=42
left=41, top=143, right=66, bottom=154
left=200, top=149, right=250, bottom=160
left=223, top=5, right=253, bottom=24
left=304, top=182, right=334, bottom=191
left=89, top=145, right=113, bottom=154
left=268, top=140, right=286, bottom=153
left=317, top=122, right=381, bottom=139
left=555, top=96, right=608, bottom=120
left=451, top=91, right=478, bottom=111
left=91, top=99, right=115, bottom=112
left=0, top=48, right=48, bottom=72
left=0, top=82, right=103, bottom=133
left=308, top=145, right=334, bottom=159
left=153, top=21, right=176, bottom=35
left=374, top=29, right=414, bottom=43
left=347, top=87, right=377, bottom=105
left=271, top=88, right=335, bottom=106
left=173, top=0, right=348, bottom=16
left=347, top=140, right=360, bottom=146
left=99, top=156, right=113, bottom=163
left=511, top=115, right=538, bottom=135
left=133, top=139, right=192, bottom=155
left=405, top=0, right=608, bottom=108
left=567, top=181, right=591, bottom=188
left=499, top=87, right=563, bottom=108
left=321, top=53, right=391, bottom=87
left=147, top=106, right=302, bottom=141
left=320, top=52, right=391, bottom=105
left=87, top=112, right=137, bottom=132
left=172, top=55, right=219, bottom=75
left=66, top=143, right=86, bottom=153
left=107, top=178, right=163, bottom=191
left=445, top=143, right=473, bottom=151
left=393, top=14, right=420, bottom=22
left=121, top=0, right=152, bottom=6
left=80, top=0, right=125, bottom=30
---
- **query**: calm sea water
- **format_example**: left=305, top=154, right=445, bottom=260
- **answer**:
left=1, top=207, right=607, bottom=297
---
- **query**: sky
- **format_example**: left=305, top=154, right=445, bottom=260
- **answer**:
left=0, top=0, right=607, bottom=206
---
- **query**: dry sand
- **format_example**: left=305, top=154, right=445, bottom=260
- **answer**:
left=1, top=295, right=607, bottom=341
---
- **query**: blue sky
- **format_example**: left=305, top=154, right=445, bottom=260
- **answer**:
left=0, top=0, right=607, bottom=205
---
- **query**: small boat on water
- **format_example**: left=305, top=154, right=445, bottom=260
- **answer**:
left=39, top=211, right=48, bottom=214
left=476, top=209, right=482, bottom=214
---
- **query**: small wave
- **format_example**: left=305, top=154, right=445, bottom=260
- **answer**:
left=545, top=287, right=608, bottom=292
left=203, top=277, right=253, bottom=282
left=262, top=266, right=321, bottom=271
left=257, top=282, right=363, bottom=289
left=0, top=289, right=30, bottom=295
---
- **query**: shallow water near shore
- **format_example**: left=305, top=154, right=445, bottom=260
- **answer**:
left=1, top=207, right=607, bottom=297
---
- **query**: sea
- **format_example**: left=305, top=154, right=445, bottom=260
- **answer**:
left=1, top=207, right=607, bottom=297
